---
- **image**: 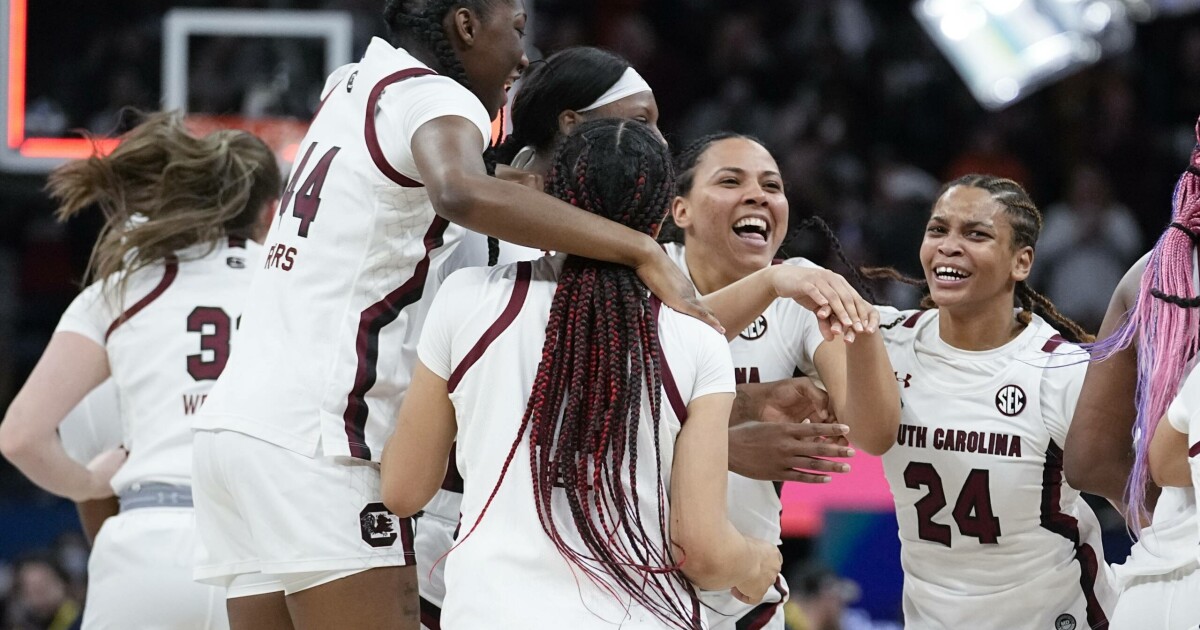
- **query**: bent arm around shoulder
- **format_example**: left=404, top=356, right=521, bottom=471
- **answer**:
left=670, top=392, right=780, bottom=596
left=0, top=332, right=116, bottom=501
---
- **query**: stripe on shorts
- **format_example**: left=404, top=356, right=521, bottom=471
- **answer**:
left=105, top=256, right=178, bottom=341
left=1040, top=440, right=1108, bottom=629
left=419, top=595, right=442, bottom=630
left=341, top=217, right=449, bottom=459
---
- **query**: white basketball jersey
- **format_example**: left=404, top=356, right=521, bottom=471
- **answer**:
left=197, top=38, right=493, bottom=461
left=419, top=256, right=734, bottom=629
left=664, top=243, right=825, bottom=624
left=1166, top=365, right=1200, bottom=566
left=879, top=308, right=1116, bottom=630
left=59, top=378, right=122, bottom=465
left=56, top=238, right=260, bottom=494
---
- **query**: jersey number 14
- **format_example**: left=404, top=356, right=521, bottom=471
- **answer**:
left=904, top=461, right=1001, bottom=546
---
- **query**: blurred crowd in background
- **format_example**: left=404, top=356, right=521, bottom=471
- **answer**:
left=1, top=0, right=1199, bottom=627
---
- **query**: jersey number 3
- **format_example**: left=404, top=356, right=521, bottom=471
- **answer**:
left=903, top=462, right=1001, bottom=546
left=187, top=307, right=233, bottom=381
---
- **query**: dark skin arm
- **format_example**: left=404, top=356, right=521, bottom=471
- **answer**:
left=1064, top=253, right=1157, bottom=510
left=411, top=116, right=720, bottom=330
left=76, top=497, right=119, bottom=545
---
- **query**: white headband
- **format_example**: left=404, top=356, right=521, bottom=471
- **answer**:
left=577, top=67, right=653, bottom=112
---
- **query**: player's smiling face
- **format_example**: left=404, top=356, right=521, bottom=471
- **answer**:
left=919, top=185, right=1033, bottom=314
left=458, top=0, right=529, bottom=117
left=673, top=138, right=788, bottom=277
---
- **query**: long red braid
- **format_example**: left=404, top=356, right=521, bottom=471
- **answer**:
left=458, top=119, right=699, bottom=627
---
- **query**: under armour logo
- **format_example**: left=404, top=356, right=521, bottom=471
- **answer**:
left=895, top=372, right=913, bottom=388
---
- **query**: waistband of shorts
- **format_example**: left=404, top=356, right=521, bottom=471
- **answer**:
left=118, top=483, right=193, bottom=511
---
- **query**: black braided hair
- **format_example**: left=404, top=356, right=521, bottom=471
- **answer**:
left=862, top=173, right=1092, bottom=344
left=383, top=0, right=505, bottom=264
left=457, top=119, right=701, bottom=629
left=488, top=47, right=632, bottom=166
left=791, top=215, right=878, bottom=303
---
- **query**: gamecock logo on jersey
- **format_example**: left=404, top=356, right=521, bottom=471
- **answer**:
left=739, top=315, right=768, bottom=341
left=1054, top=613, right=1076, bottom=630
left=995, top=384, right=1026, bottom=417
left=359, top=502, right=398, bottom=548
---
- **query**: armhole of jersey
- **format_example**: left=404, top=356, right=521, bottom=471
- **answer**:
left=650, top=297, right=689, bottom=424
left=902, top=310, right=927, bottom=328
left=364, top=68, right=437, bottom=188
left=104, top=256, right=179, bottom=341
left=446, top=262, right=533, bottom=393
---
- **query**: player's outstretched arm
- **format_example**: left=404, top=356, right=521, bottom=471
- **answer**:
left=381, top=361, right=456, bottom=518
left=411, top=116, right=721, bottom=332
left=812, top=329, right=900, bottom=456
left=670, top=391, right=780, bottom=600
left=702, top=265, right=875, bottom=343
left=1149, top=413, right=1192, bottom=488
left=0, top=332, right=120, bottom=502
left=1064, top=254, right=1147, bottom=507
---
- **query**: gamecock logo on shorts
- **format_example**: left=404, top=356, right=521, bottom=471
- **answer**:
left=739, top=315, right=768, bottom=341
left=1054, top=613, right=1076, bottom=630
left=995, top=384, right=1026, bottom=417
left=359, top=502, right=399, bottom=548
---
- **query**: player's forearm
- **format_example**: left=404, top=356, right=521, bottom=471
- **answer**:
left=0, top=412, right=105, bottom=502
left=676, top=523, right=759, bottom=590
left=701, top=268, right=777, bottom=341
left=433, top=174, right=657, bottom=268
left=380, top=439, right=446, bottom=518
left=838, top=333, right=899, bottom=456
left=1063, top=432, right=1134, bottom=504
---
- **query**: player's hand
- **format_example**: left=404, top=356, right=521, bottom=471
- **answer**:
left=744, top=377, right=832, bottom=425
left=493, top=164, right=544, bottom=192
left=732, top=539, right=782, bottom=605
left=84, top=446, right=126, bottom=501
left=768, top=267, right=877, bottom=342
left=636, top=245, right=724, bottom=334
left=729, top=421, right=853, bottom=483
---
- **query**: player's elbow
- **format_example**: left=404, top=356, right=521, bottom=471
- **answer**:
left=850, top=404, right=900, bottom=457
left=380, top=476, right=426, bottom=519
left=427, top=174, right=490, bottom=224
left=675, top=541, right=733, bottom=591
left=0, top=406, right=36, bottom=464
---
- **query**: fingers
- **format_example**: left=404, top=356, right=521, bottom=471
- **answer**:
left=787, top=421, right=849, bottom=439
left=778, top=470, right=833, bottom=484
left=639, top=260, right=725, bottom=334
left=792, top=379, right=831, bottom=420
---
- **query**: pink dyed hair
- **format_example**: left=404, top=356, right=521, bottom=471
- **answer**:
left=1091, top=119, right=1200, bottom=527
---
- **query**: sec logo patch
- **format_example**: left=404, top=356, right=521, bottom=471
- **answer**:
left=739, top=315, right=768, bottom=341
left=995, top=384, right=1026, bottom=417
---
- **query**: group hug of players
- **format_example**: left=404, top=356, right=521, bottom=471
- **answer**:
left=2, top=1, right=1199, bottom=629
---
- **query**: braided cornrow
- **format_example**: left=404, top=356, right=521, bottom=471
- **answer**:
left=792, top=215, right=878, bottom=304
left=456, top=120, right=698, bottom=628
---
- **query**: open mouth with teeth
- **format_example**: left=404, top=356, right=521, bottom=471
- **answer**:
left=732, top=217, right=770, bottom=245
left=933, top=266, right=972, bottom=282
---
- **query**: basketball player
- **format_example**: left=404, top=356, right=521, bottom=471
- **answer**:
left=867, top=174, right=1116, bottom=629
left=662, top=132, right=900, bottom=630
left=381, top=118, right=878, bottom=629
left=1100, top=126, right=1200, bottom=628
left=190, top=2, right=720, bottom=628
left=0, top=113, right=280, bottom=630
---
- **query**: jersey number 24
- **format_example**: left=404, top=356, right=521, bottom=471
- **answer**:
left=904, top=461, right=1001, bottom=546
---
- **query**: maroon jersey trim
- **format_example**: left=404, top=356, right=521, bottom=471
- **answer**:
left=1189, top=441, right=1200, bottom=458
left=1040, top=440, right=1108, bottom=629
left=104, top=256, right=179, bottom=341
left=365, top=68, right=436, bottom=188
left=341, top=217, right=449, bottom=460
left=902, top=310, right=928, bottom=328
left=227, top=235, right=246, bottom=249
left=440, top=447, right=463, bottom=494
left=446, top=261, right=533, bottom=392
left=735, top=577, right=787, bottom=630
left=650, top=298, right=688, bottom=423
left=1041, top=334, right=1067, bottom=353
